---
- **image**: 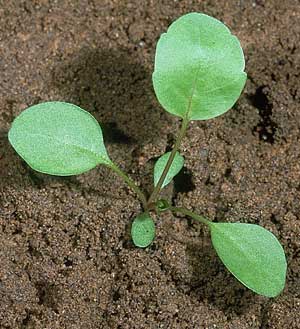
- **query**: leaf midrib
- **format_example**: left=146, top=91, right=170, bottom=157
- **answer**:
left=185, top=65, right=201, bottom=120
left=16, top=131, right=111, bottom=165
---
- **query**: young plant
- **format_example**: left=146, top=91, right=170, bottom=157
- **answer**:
left=8, top=13, right=286, bottom=298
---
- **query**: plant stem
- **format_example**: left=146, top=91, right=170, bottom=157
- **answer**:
left=169, top=206, right=212, bottom=227
left=147, top=117, right=189, bottom=206
left=109, top=163, right=148, bottom=210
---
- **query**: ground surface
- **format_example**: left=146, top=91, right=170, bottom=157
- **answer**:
left=0, top=1, right=299, bottom=328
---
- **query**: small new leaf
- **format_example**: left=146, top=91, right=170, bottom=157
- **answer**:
left=153, top=13, right=246, bottom=120
left=9, top=102, right=112, bottom=176
left=154, top=151, right=184, bottom=188
left=131, top=212, right=155, bottom=248
left=210, top=223, right=287, bottom=297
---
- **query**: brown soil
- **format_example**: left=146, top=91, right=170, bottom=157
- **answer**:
left=0, top=1, right=299, bottom=328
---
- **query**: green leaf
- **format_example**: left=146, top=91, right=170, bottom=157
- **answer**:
left=210, top=223, right=287, bottom=297
left=9, top=102, right=112, bottom=176
left=131, top=212, right=155, bottom=248
left=153, top=13, right=247, bottom=121
left=154, top=151, right=184, bottom=188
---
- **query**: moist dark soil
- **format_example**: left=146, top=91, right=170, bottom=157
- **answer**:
left=0, top=1, right=299, bottom=328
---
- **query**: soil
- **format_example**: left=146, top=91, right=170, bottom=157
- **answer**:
left=0, top=0, right=299, bottom=328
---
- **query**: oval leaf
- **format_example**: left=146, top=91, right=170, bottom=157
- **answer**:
left=153, top=13, right=247, bottom=120
left=9, top=102, right=112, bottom=176
left=154, top=151, right=184, bottom=188
left=210, top=223, right=287, bottom=297
left=131, top=212, right=155, bottom=248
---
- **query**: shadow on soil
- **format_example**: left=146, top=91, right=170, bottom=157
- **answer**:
left=185, top=241, right=258, bottom=315
left=51, top=47, right=167, bottom=145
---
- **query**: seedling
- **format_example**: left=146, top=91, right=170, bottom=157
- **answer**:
left=8, top=13, right=286, bottom=298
